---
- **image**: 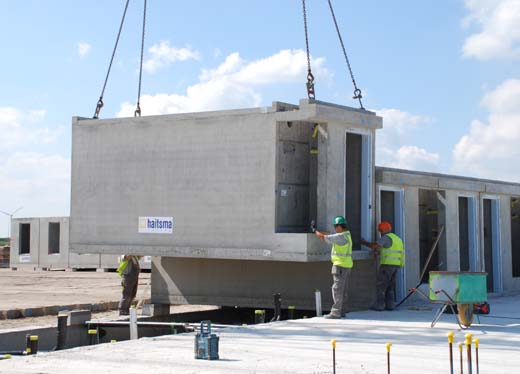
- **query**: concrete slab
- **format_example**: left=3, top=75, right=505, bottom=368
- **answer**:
left=2, top=294, right=518, bottom=373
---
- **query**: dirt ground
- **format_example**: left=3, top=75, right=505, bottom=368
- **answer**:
left=0, top=268, right=216, bottom=331
left=0, top=268, right=146, bottom=310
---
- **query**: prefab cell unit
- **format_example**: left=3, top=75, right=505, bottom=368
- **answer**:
left=70, top=99, right=382, bottom=309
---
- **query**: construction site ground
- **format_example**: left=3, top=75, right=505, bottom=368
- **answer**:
left=1, top=289, right=519, bottom=373
left=0, top=269, right=215, bottom=330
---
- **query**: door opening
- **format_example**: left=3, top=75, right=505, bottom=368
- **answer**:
left=483, top=198, right=502, bottom=292
left=19, top=223, right=30, bottom=255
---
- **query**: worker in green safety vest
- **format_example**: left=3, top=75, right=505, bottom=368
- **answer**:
left=314, top=215, right=353, bottom=319
left=361, top=221, right=405, bottom=311
left=117, top=255, right=141, bottom=316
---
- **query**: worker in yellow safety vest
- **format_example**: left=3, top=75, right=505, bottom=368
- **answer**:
left=117, top=255, right=141, bottom=316
left=314, top=216, right=353, bottom=319
left=361, top=221, right=404, bottom=311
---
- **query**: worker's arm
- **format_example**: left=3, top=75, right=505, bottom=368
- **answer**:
left=361, top=235, right=392, bottom=254
left=314, top=230, right=330, bottom=241
left=360, top=239, right=379, bottom=251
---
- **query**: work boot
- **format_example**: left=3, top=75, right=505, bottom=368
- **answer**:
left=324, top=313, right=341, bottom=319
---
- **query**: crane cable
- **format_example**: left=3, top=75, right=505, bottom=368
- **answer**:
left=92, top=0, right=130, bottom=119
left=326, top=0, right=364, bottom=109
left=92, top=0, right=147, bottom=119
left=301, top=0, right=315, bottom=100
left=134, top=0, right=147, bottom=117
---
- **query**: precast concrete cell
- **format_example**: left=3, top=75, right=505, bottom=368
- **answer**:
left=70, top=100, right=381, bottom=308
left=70, top=100, right=381, bottom=261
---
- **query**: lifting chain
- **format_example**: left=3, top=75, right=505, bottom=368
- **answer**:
left=92, top=0, right=130, bottom=119
left=301, top=0, right=315, bottom=100
left=135, top=0, right=147, bottom=117
left=326, top=0, right=364, bottom=109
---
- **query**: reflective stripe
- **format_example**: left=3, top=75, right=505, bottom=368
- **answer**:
left=331, top=231, right=353, bottom=268
left=380, top=233, right=404, bottom=267
left=333, top=253, right=352, bottom=258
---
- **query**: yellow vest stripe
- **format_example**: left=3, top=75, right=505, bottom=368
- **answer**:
left=331, top=231, right=353, bottom=268
left=380, top=233, right=404, bottom=267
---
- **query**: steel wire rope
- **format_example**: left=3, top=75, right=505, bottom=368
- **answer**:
left=92, top=0, right=131, bottom=119
left=134, top=0, right=147, bottom=117
left=302, top=0, right=315, bottom=99
left=326, top=0, right=364, bottom=109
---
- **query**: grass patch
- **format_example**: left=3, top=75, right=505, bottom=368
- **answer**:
left=0, top=238, right=9, bottom=246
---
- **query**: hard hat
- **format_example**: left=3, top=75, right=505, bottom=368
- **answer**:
left=333, top=216, right=347, bottom=225
left=378, top=221, right=392, bottom=232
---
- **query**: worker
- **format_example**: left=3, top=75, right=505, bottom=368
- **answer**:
left=314, top=216, right=353, bottom=319
left=117, top=255, right=141, bottom=316
left=361, top=221, right=405, bottom=311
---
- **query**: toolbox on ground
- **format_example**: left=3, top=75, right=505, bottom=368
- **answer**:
left=194, top=320, right=219, bottom=360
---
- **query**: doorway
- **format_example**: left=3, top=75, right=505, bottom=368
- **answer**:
left=482, top=197, right=502, bottom=292
left=418, top=189, right=446, bottom=282
left=458, top=196, right=478, bottom=271
left=19, top=223, right=30, bottom=254
left=378, top=187, right=405, bottom=300
left=511, top=197, right=520, bottom=278
left=345, top=131, right=372, bottom=250
left=48, top=222, right=60, bottom=254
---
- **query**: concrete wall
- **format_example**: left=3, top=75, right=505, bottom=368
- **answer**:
left=376, top=167, right=520, bottom=293
left=69, top=100, right=382, bottom=308
left=70, top=100, right=382, bottom=261
left=10, top=218, right=40, bottom=268
left=9, top=217, right=153, bottom=270
left=38, top=217, right=69, bottom=269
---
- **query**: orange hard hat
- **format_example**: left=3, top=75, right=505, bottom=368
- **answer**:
left=378, top=221, right=392, bottom=232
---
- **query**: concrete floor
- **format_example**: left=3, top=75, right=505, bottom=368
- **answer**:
left=2, top=294, right=519, bottom=373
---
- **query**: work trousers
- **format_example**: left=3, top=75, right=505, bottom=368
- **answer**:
left=330, top=265, right=352, bottom=317
left=374, top=264, right=400, bottom=310
left=118, top=271, right=139, bottom=315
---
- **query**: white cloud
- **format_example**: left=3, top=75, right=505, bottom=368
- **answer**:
left=462, top=0, right=520, bottom=60
left=0, top=152, right=71, bottom=236
left=143, top=41, right=200, bottom=73
left=0, top=107, right=61, bottom=149
left=375, top=108, right=440, bottom=172
left=118, top=49, right=330, bottom=117
left=77, top=42, right=91, bottom=58
left=453, top=79, right=520, bottom=181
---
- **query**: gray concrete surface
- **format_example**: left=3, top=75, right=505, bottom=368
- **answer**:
left=2, top=293, right=518, bottom=373
left=9, top=218, right=152, bottom=271
left=70, top=99, right=381, bottom=260
left=376, top=166, right=520, bottom=294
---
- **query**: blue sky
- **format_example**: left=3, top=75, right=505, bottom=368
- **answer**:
left=1, top=0, right=519, bottom=236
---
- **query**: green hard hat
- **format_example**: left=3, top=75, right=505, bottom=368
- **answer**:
left=333, top=216, right=347, bottom=225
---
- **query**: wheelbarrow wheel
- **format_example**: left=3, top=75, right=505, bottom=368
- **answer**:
left=458, top=303, right=474, bottom=327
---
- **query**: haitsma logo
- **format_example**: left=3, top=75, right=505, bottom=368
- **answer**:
left=138, top=217, right=173, bottom=234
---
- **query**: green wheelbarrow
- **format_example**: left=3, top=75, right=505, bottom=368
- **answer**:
left=412, top=271, right=487, bottom=329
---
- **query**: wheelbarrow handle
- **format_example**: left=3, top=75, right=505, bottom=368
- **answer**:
left=434, top=289, right=457, bottom=304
